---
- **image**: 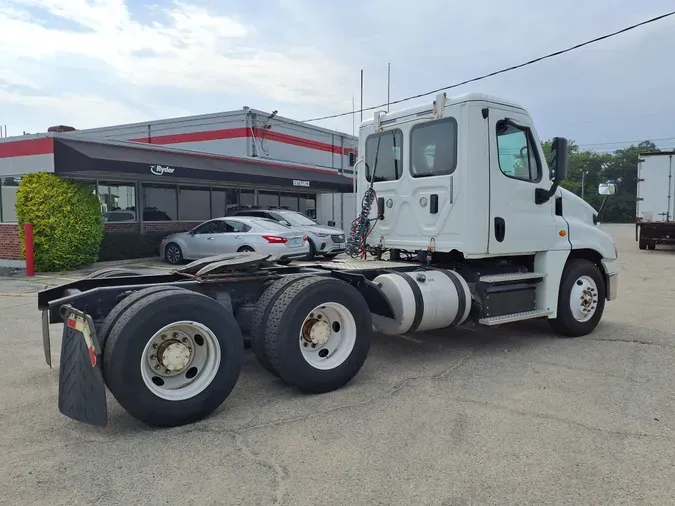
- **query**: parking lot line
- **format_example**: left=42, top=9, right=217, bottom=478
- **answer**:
left=0, top=292, right=37, bottom=297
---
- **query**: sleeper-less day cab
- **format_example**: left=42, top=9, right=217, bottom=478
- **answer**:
left=36, top=92, right=618, bottom=429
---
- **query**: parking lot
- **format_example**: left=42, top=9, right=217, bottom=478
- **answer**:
left=1, top=223, right=673, bottom=505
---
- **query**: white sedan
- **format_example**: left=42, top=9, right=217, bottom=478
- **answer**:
left=160, top=217, right=310, bottom=265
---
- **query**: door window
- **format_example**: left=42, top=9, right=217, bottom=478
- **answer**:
left=496, top=121, right=541, bottom=182
left=365, top=129, right=403, bottom=182
left=410, top=118, right=458, bottom=178
left=193, top=220, right=224, bottom=234
left=224, top=220, right=251, bottom=233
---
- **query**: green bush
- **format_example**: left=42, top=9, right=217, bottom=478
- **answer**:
left=16, top=173, right=104, bottom=272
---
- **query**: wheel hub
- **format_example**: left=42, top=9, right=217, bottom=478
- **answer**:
left=302, top=317, right=331, bottom=346
left=159, top=341, right=192, bottom=371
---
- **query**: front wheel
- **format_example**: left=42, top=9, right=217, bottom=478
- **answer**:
left=164, top=243, right=183, bottom=265
left=323, top=253, right=339, bottom=260
left=549, top=259, right=606, bottom=338
left=262, top=276, right=372, bottom=393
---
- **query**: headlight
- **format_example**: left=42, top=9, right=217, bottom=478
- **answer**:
left=312, top=232, right=329, bottom=238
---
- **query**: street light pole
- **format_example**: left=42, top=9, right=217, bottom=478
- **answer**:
left=581, top=170, right=589, bottom=200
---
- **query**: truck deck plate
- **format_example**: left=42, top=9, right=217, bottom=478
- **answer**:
left=311, top=259, right=414, bottom=271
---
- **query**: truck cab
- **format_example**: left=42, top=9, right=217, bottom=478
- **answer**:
left=355, top=92, right=618, bottom=334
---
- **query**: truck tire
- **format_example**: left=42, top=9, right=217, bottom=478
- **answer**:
left=87, top=267, right=141, bottom=278
left=103, top=289, right=244, bottom=427
left=263, top=276, right=372, bottom=393
left=250, top=274, right=310, bottom=378
left=98, top=286, right=189, bottom=354
left=638, top=239, right=647, bottom=250
left=549, top=259, right=606, bottom=338
left=647, top=243, right=656, bottom=250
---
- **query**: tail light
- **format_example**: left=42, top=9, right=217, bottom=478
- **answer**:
left=262, top=235, right=288, bottom=244
left=303, top=235, right=308, bottom=242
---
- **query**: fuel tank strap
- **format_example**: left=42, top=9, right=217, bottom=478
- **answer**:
left=437, top=269, right=467, bottom=327
left=395, top=272, right=425, bottom=333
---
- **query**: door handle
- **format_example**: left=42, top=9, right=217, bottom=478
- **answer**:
left=494, top=217, right=506, bottom=242
left=234, top=236, right=241, bottom=239
left=207, top=237, right=214, bottom=241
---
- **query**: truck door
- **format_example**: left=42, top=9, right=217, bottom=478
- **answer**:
left=367, top=118, right=462, bottom=252
left=488, top=109, right=557, bottom=254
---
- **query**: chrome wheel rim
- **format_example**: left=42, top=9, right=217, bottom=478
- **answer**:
left=569, top=275, right=599, bottom=322
left=299, top=302, right=357, bottom=370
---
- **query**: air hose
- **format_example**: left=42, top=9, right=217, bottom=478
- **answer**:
left=346, top=185, right=376, bottom=258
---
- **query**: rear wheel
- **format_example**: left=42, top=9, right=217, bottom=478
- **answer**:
left=262, top=276, right=372, bottom=393
left=276, top=259, right=292, bottom=266
left=549, top=259, right=606, bottom=338
left=165, top=243, right=183, bottom=265
left=103, top=289, right=244, bottom=427
left=647, top=243, right=656, bottom=250
left=237, top=245, right=255, bottom=253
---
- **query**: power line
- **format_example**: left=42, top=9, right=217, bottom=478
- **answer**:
left=577, top=136, right=675, bottom=148
left=302, top=10, right=675, bottom=123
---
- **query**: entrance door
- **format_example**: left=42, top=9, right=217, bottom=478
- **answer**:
left=488, top=109, right=557, bottom=254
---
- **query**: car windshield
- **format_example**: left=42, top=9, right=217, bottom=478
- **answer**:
left=254, top=219, right=293, bottom=231
left=278, top=211, right=317, bottom=226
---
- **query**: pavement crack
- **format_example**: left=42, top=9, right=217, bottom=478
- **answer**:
left=231, top=431, right=288, bottom=505
left=451, top=396, right=673, bottom=441
left=586, top=337, right=675, bottom=351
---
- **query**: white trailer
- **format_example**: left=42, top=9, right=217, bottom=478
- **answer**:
left=636, top=151, right=675, bottom=249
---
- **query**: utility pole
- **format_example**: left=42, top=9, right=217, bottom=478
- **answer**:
left=360, top=69, right=364, bottom=122
left=387, top=63, right=391, bottom=113
left=581, top=170, right=589, bottom=200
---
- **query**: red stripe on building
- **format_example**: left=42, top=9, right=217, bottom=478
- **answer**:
left=132, top=127, right=357, bottom=157
left=0, top=137, right=54, bottom=158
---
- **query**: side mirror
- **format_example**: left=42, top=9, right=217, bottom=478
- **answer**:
left=549, top=137, right=568, bottom=182
left=280, top=220, right=291, bottom=226
left=188, top=229, right=196, bottom=235
left=598, top=183, right=616, bottom=196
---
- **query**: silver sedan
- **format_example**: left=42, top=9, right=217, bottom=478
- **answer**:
left=160, top=217, right=310, bottom=265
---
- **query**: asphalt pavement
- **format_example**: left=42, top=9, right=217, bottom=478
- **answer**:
left=0, top=224, right=673, bottom=506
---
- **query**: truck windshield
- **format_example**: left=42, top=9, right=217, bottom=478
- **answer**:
left=365, top=130, right=403, bottom=182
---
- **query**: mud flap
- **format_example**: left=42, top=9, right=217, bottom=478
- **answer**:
left=57, top=306, right=108, bottom=427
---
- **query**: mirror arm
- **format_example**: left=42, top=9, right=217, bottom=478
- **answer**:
left=535, top=181, right=560, bottom=205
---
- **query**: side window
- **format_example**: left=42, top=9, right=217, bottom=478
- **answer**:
left=496, top=121, right=541, bottom=182
left=225, top=220, right=250, bottom=233
left=410, top=118, right=458, bottom=178
left=365, top=129, right=403, bottom=182
left=193, top=220, right=221, bottom=234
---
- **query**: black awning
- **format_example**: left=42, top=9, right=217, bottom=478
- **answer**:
left=53, top=138, right=353, bottom=192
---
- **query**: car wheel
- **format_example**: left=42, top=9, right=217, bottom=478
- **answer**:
left=276, top=259, right=292, bottom=266
left=237, top=245, right=255, bottom=253
left=306, top=240, right=316, bottom=260
left=323, top=253, right=339, bottom=260
left=549, top=259, right=606, bottom=338
left=165, top=243, right=183, bottom=265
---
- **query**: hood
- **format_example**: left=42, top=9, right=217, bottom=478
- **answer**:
left=559, top=187, right=597, bottom=225
left=304, top=224, right=344, bottom=235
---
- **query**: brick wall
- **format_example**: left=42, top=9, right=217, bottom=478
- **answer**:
left=104, top=222, right=140, bottom=233
left=0, top=224, right=22, bottom=260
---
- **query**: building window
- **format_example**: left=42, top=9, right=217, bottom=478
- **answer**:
left=178, top=186, right=210, bottom=221
left=365, top=129, right=403, bottom=182
left=142, top=184, right=177, bottom=221
left=496, top=120, right=541, bottom=182
left=299, top=194, right=316, bottom=219
left=0, top=176, right=21, bottom=223
left=280, top=192, right=299, bottom=211
left=258, top=191, right=279, bottom=208
left=240, top=189, right=255, bottom=206
left=212, top=188, right=239, bottom=217
left=410, top=118, right=458, bottom=178
left=98, top=182, right=136, bottom=222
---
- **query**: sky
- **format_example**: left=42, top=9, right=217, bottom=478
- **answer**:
left=0, top=0, right=674, bottom=152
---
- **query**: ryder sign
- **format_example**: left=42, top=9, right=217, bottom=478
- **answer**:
left=150, top=165, right=176, bottom=176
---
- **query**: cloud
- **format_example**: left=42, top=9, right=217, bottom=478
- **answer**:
left=0, top=0, right=353, bottom=131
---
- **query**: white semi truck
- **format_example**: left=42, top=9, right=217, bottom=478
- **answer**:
left=635, top=151, right=675, bottom=250
left=37, top=92, right=619, bottom=428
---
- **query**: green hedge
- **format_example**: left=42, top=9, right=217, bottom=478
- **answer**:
left=16, top=173, right=104, bottom=272
left=98, top=232, right=166, bottom=261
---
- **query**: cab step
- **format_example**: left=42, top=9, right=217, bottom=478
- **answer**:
left=479, top=272, right=547, bottom=284
left=479, top=308, right=553, bottom=326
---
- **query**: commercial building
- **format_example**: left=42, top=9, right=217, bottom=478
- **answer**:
left=0, top=108, right=357, bottom=267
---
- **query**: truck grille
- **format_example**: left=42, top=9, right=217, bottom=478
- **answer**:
left=331, top=234, right=345, bottom=243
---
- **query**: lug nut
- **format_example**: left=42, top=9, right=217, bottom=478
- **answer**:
left=311, top=343, right=317, bottom=348
left=152, top=343, right=158, bottom=349
left=150, top=354, right=156, bottom=360
left=165, top=369, right=171, bottom=374
left=155, top=365, right=161, bottom=370
left=182, top=337, right=188, bottom=343
left=161, top=334, right=167, bottom=340
left=173, top=333, right=179, bottom=338
left=303, top=342, right=309, bottom=347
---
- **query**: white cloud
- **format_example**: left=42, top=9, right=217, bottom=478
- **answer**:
left=0, top=0, right=353, bottom=131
